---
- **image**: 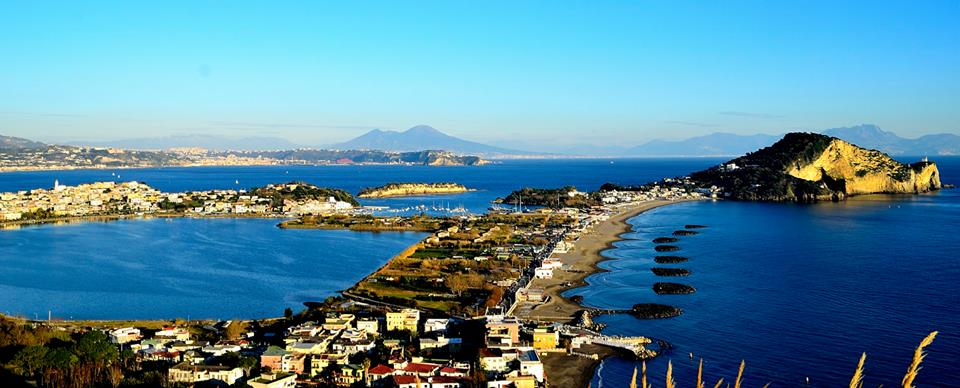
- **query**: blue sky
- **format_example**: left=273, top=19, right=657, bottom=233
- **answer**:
left=1, top=1, right=957, bottom=147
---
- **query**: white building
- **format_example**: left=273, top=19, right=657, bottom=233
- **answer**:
left=356, top=319, right=380, bottom=335
left=168, top=363, right=243, bottom=385
left=108, top=327, right=142, bottom=344
left=518, top=350, right=545, bottom=382
left=534, top=267, right=553, bottom=279
left=423, top=318, right=449, bottom=334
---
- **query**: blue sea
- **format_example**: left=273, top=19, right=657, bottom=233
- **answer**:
left=0, top=157, right=957, bottom=386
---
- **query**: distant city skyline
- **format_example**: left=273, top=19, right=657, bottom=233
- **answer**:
left=1, top=1, right=958, bottom=147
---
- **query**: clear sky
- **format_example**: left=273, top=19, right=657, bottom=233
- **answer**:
left=1, top=1, right=957, bottom=148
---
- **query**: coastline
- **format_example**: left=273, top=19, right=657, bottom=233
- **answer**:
left=518, top=199, right=698, bottom=387
left=517, top=199, right=697, bottom=321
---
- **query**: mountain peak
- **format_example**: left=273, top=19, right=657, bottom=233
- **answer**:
left=330, top=125, right=527, bottom=155
left=404, top=125, right=443, bottom=135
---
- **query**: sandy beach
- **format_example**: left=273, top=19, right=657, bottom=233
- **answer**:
left=515, top=199, right=695, bottom=322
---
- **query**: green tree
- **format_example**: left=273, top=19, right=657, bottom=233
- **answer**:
left=43, top=347, right=79, bottom=374
left=74, top=331, right=119, bottom=364
left=12, top=345, right=48, bottom=377
left=284, top=308, right=293, bottom=319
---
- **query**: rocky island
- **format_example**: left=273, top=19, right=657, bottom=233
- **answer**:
left=691, top=132, right=941, bottom=202
left=357, top=182, right=472, bottom=198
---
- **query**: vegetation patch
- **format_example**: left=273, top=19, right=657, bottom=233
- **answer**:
left=630, top=303, right=683, bottom=319
left=653, top=282, right=696, bottom=295
left=251, top=181, right=359, bottom=206
left=654, top=256, right=689, bottom=264
left=654, top=245, right=680, bottom=252
left=684, top=224, right=707, bottom=229
left=672, top=230, right=699, bottom=236
left=651, top=268, right=690, bottom=277
left=499, top=186, right=599, bottom=209
left=652, top=237, right=678, bottom=244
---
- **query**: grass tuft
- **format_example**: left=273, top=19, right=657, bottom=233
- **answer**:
left=666, top=361, right=676, bottom=388
left=902, top=331, right=938, bottom=388
left=850, top=352, right=867, bottom=388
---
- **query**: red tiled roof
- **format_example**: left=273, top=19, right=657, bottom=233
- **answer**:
left=431, top=375, right=461, bottom=383
left=393, top=375, right=418, bottom=384
left=402, top=362, right=441, bottom=374
left=368, top=364, right=395, bottom=375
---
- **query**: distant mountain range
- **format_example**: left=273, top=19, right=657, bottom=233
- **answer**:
left=12, top=123, right=960, bottom=157
left=0, top=135, right=46, bottom=150
left=329, top=125, right=528, bottom=156
left=334, top=124, right=956, bottom=157
left=820, top=124, right=960, bottom=156
left=68, top=135, right=302, bottom=151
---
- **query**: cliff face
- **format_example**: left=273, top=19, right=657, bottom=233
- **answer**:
left=691, top=133, right=941, bottom=202
left=358, top=183, right=470, bottom=198
left=786, top=139, right=941, bottom=196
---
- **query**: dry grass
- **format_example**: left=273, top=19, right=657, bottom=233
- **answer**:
left=850, top=352, right=866, bottom=388
left=734, top=360, right=745, bottom=388
left=666, top=361, right=676, bottom=388
left=624, top=331, right=938, bottom=388
left=642, top=361, right=648, bottom=388
left=902, top=331, right=938, bottom=388
left=697, top=358, right=704, bottom=388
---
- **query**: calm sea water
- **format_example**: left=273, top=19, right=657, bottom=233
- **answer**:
left=580, top=157, right=960, bottom=387
left=1, top=157, right=957, bottom=385
left=0, top=218, right=426, bottom=320
left=0, top=158, right=720, bottom=214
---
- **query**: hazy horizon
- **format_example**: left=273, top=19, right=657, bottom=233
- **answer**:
left=2, top=1, right=958, bottom=147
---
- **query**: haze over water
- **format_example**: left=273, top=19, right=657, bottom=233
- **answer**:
left=1, top=157, right=957, bottom=385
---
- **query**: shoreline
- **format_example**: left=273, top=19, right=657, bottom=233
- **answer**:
left=517, top=199, right=697, bottom=321
left=0, top=212, right=290, bottom=229
left=520, top=199, right=699, bottom=387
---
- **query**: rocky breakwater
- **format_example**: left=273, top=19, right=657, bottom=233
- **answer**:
left=691, top=132, right=942, bottom=202
left=357, top=182, right=472, bottom=198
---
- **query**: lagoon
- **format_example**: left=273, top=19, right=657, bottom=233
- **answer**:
left=0, top=218, right=425, bottom=320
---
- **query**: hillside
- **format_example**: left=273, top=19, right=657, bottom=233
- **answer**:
left=0, top=135, right=46, bottom=150
left=690, top=133, right=941, bottom=202
left=331, top=125, right=528, bottom=156
left=250, top=182, right=359, bottom=206
left=71, top=134, right=302, bottom=151
left=1, top=133, right=487, bottom=171
left=222, top=149, right=486, bottom=166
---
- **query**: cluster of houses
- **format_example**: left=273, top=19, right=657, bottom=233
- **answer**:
left=101, top=304, right=565, bottom=388
left=0, top=180, right=356, bottom=222
left=0, top=180, right=161, bottom=221
left=598, top=183, right=714, bottom=204
left=477, top=311, right=558, bottom=388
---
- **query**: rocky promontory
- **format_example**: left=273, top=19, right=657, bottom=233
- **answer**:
left=357, top=183, right=472, bottom=198
left=691, top=133, right=941, bottom=202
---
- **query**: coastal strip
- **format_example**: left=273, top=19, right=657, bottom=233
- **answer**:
left=516, top=199, right=696, bottom=321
